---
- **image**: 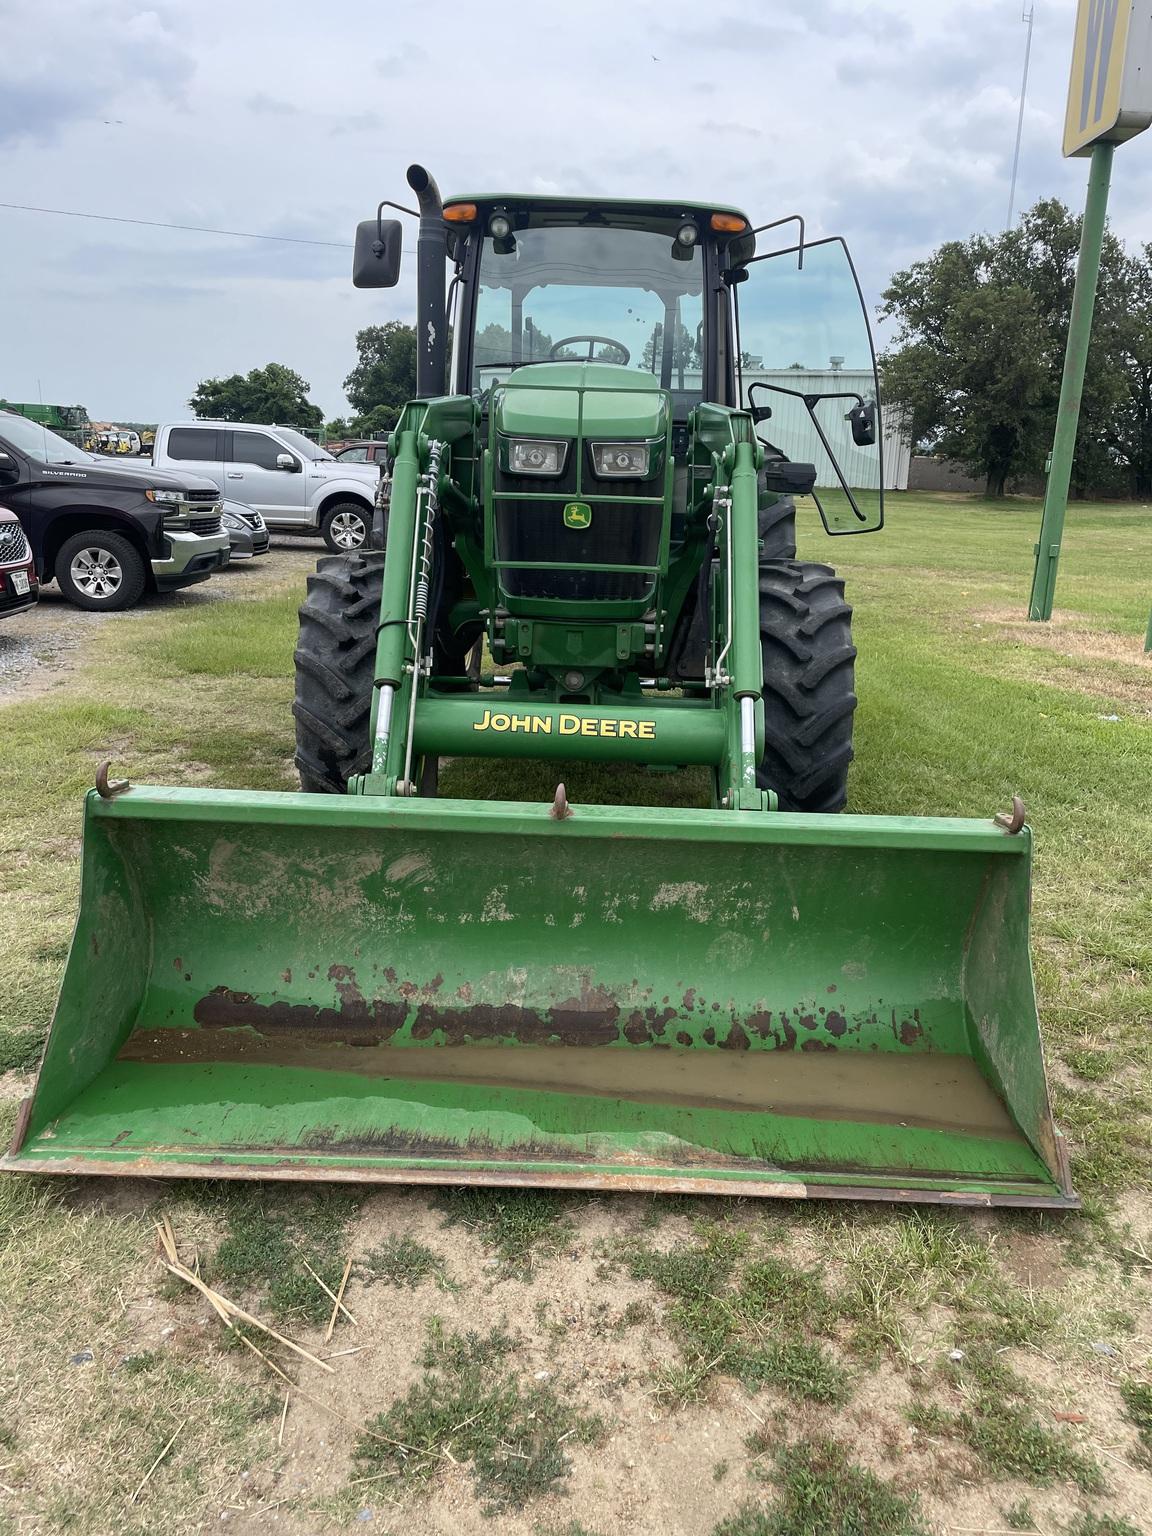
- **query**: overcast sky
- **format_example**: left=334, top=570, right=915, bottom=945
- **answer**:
left=4, top=0, right=1150, bottom=423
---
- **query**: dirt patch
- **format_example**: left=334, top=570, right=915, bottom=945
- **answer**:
left=0, top=1068, right=33, bottom=1103
left=972, top=604, right=1152, bottom=669
left=265, top=1190, right=745, bottom=1536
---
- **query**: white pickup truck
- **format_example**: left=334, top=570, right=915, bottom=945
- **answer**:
left=151, top=421, right=381, bottom=552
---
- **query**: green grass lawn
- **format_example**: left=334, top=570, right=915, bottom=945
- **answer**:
left=1, top=492, right=1150, bottom=1535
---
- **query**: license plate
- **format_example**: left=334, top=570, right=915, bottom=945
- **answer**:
left=11, top=571, right=29, bottom=595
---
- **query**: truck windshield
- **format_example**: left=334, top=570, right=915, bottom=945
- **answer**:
left=276, top=428, right=333, bottom=461
left=0, top=414, right=94, bottom=465
left=472, top=225, right=704, bottom=406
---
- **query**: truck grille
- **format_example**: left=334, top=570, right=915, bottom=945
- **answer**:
left=0, top=522, right=31, bottom=567
left=188, top=514, right=223, bottom=536
left=186, top=488, right=220, bottom=503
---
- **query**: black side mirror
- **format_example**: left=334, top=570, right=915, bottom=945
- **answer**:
left=0, top=450, right=17, bottom=481
left=352, top=218, right=403, bottom=289
left=847, top=401, right=876, bottom=447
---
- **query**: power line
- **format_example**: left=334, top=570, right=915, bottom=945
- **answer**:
left=0, top=200, right=352, bottom=248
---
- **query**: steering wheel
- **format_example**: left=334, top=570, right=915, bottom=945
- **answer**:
left=549, top=335, right=631, bottom=365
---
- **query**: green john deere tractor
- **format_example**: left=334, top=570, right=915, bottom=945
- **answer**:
left=4, top=166, right=1075, bottom=1208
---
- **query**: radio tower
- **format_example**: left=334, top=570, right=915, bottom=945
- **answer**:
left=1007, top=4, right=1036, bottom=229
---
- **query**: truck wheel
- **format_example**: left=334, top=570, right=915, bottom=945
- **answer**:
left=294, top=552, right=383, bottom=792
left=55, top=530, right=147, bottom=611
left=320, top=502, right=369, bottom=553
left=758, top=496, right=797, bottom=561
left=757, top=560, right=857, bottom=813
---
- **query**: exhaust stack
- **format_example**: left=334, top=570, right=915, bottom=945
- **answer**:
left=406, top=164, right=447, bottom=398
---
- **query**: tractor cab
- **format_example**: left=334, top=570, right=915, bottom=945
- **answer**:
left=353, top=187, right=886, bottom=697
left=356, top=187, right=886, bottom=544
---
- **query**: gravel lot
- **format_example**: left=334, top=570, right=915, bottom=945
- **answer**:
left=0, top=538, right=322, bottom=699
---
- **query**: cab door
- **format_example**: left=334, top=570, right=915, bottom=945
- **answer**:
left=733, top=235, right=885, bottom=534
left=224, top=429, right=308, bottom=523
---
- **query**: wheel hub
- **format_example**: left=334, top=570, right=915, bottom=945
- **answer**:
left=71, top=548, right=124, bottom=599
left=330, top=512, right=365, bottom=549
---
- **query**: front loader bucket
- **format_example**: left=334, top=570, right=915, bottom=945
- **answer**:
left=5, top=788, right=1075, bottom=1207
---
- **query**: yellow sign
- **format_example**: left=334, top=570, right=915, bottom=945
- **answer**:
left=472, top=709, right=656, bottom=740
left=1064, top=0, right=1152, bottom=157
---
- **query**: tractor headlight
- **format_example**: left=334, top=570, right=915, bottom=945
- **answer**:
left=507, top=439, right=568, bottom=476
left=590, top=442, right=652, bottom=478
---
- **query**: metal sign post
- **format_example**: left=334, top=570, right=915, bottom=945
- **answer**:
left=1028, top=1, right=1152, bottom=621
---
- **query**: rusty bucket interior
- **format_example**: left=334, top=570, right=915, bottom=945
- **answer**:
left=4, top=786, right=1075, bottom=1207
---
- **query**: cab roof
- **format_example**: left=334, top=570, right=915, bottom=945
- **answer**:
left=445, top=193, right=751, bottom=230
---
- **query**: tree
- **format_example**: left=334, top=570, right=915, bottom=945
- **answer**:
left=1098, top=244, right=1152, bottom=496
left=473, top=320, right=561, bottom=368
left=189, top=363, right=322, bottom=427
left=343, top=322, right=418, bottom=433
left=642, top=321, right=699, bottom=379
left=880, top=200, right=1131, bottom=498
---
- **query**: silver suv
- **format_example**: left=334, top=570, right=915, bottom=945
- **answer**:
left=152, top=422, right=381, bottom=551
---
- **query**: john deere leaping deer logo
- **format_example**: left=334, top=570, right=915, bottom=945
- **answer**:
left=563, top=502, right=592, bottom=530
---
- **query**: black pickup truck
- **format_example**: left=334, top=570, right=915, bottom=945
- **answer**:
left=0, top=410, right=230, bottom=610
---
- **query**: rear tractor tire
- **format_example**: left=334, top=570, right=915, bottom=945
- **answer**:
left=758, top=496, right=797, bottom=561
left=756, top=559, right=857, bottom=813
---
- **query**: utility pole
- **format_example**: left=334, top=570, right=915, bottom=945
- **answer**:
left=1027, top=0, right=1152, bottom=622
left=1007, top=5, right=1036, bottom=230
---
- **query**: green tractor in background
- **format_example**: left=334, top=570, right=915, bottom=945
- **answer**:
left=5, top=167, right=1074, bottom=1210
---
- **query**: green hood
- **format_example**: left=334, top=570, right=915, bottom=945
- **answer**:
left=494, top=362, right=669, bottom=440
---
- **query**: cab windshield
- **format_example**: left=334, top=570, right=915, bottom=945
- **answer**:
left=471, top=225, right=704, bottom=409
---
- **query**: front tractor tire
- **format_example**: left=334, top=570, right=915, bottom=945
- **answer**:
left=293, top=548, right=479, bottom=794
left=293, top=552, right=383, bottom=792
left=756, top=560, right=857, bottom=813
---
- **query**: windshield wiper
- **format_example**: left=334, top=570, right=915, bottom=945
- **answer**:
left=474, top=358, right=556, bottom=371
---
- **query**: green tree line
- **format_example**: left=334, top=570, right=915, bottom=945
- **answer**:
left=881, top=199, right=1152, bottom=498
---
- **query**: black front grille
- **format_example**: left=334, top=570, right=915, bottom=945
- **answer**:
left=186, top=488, right=220, bottom=502
left=494, top=497, right=661, bottom=601
left=0, top=522, right=31, bottom=566
left=188, top=514, right=223, bottom=536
